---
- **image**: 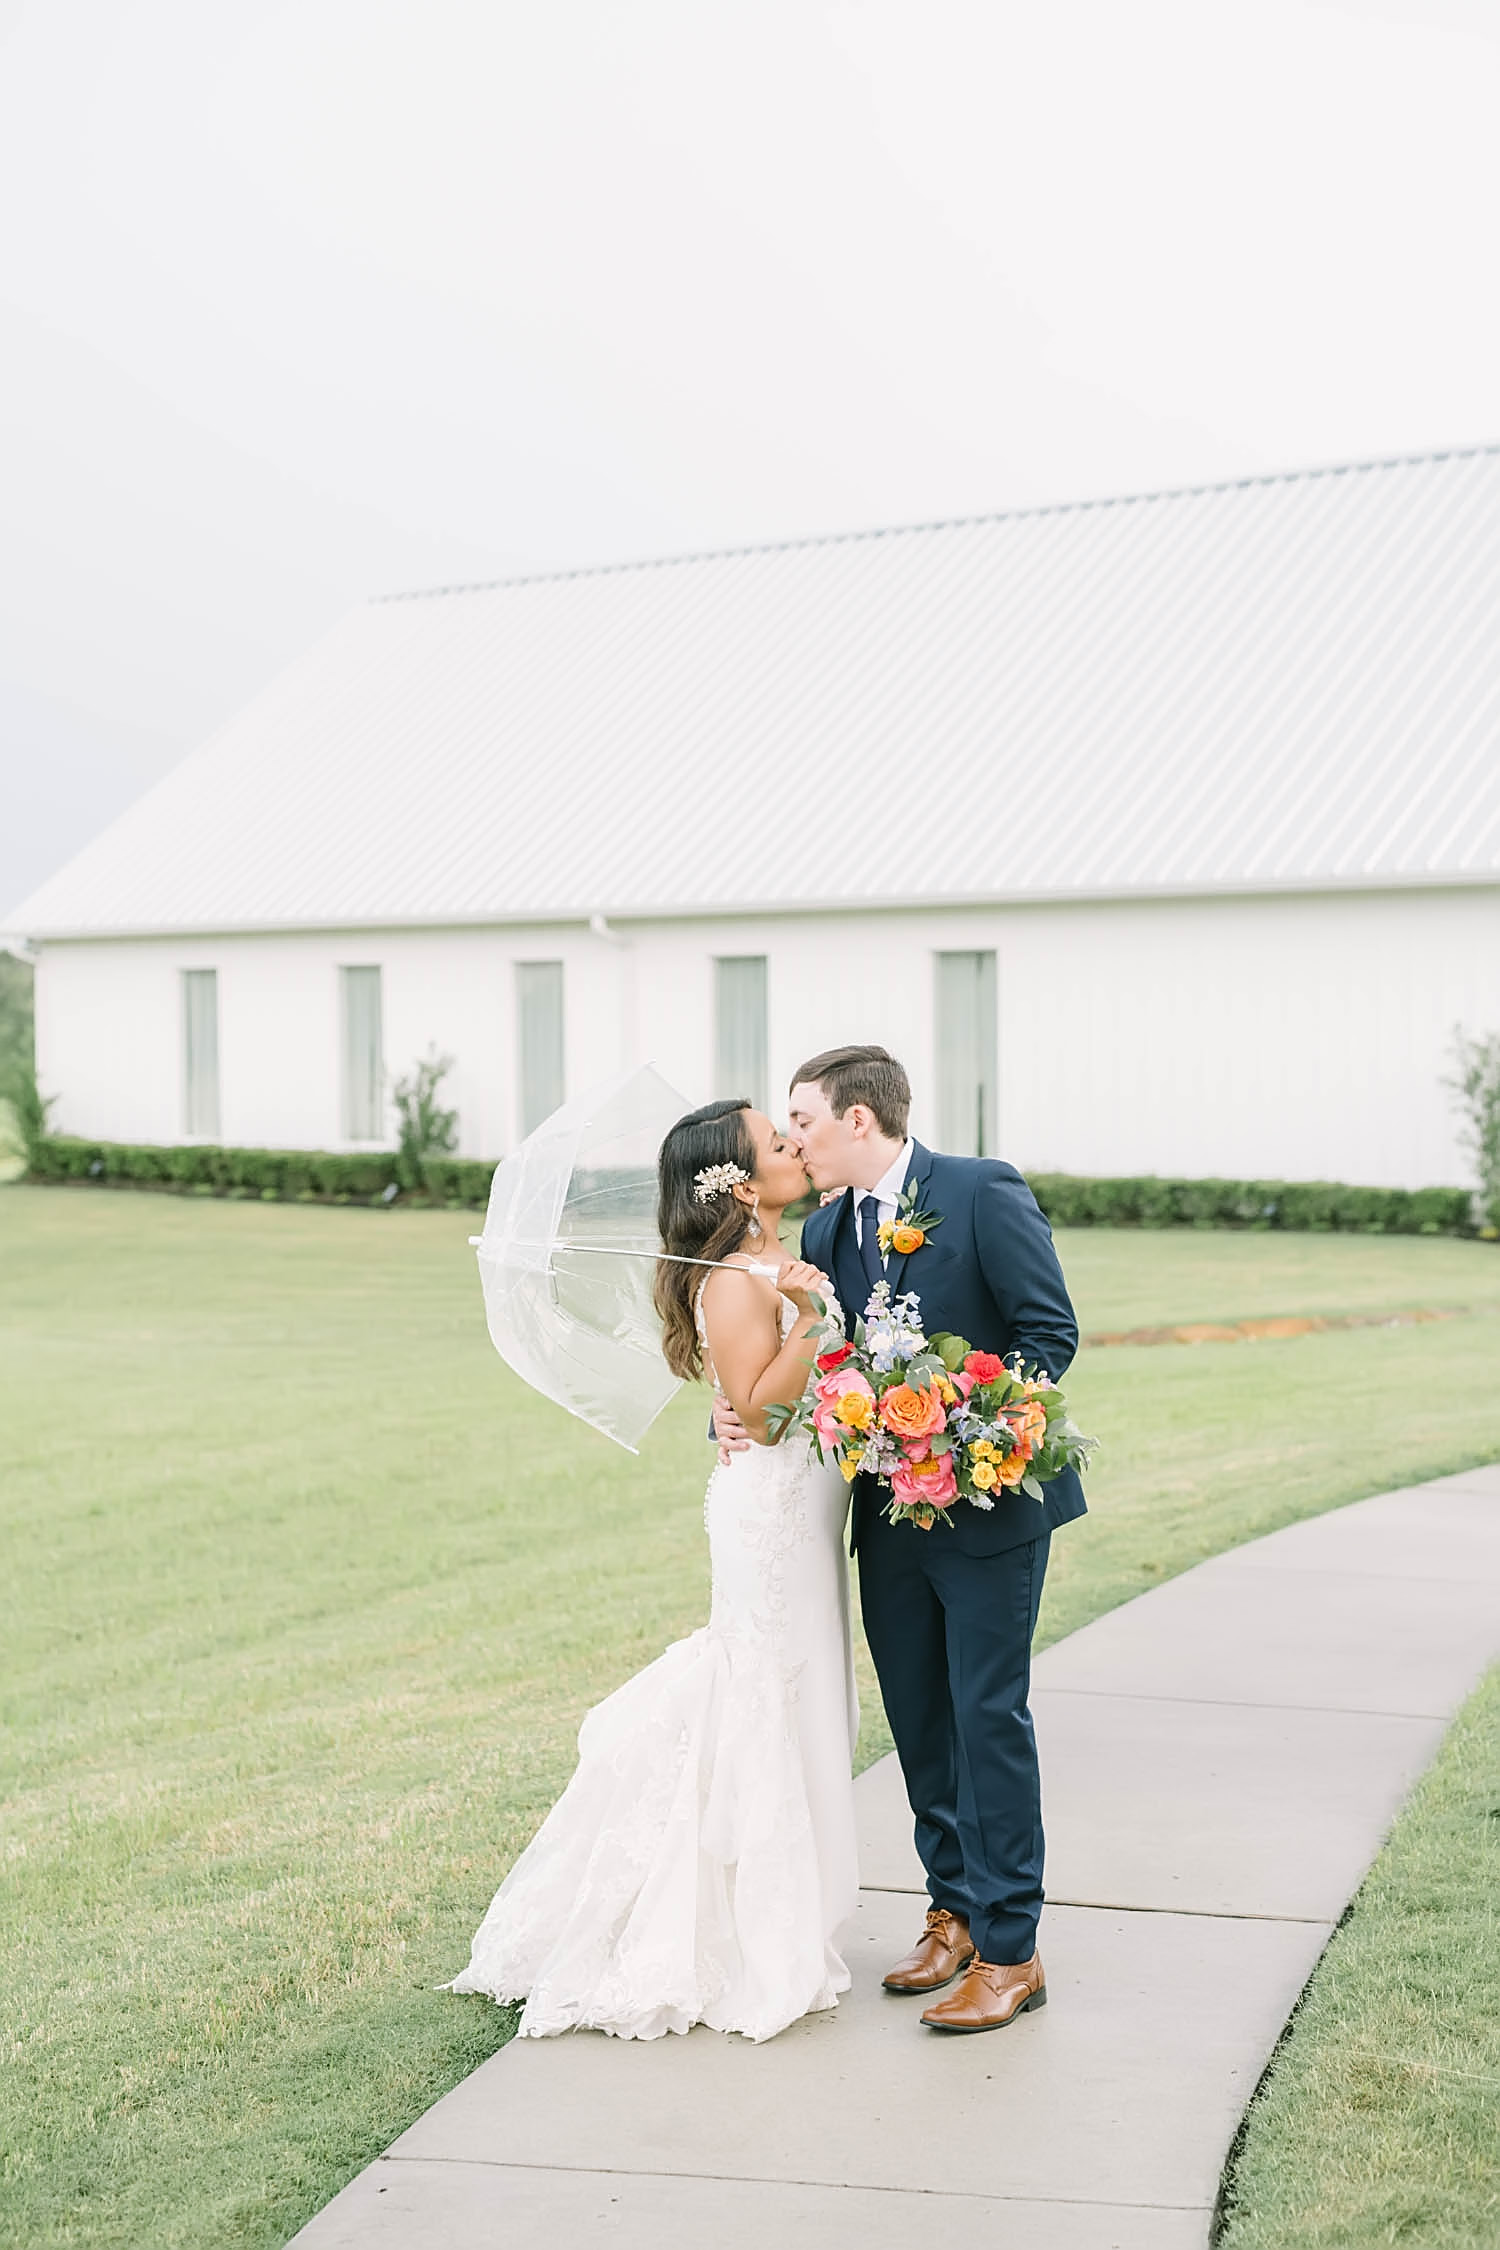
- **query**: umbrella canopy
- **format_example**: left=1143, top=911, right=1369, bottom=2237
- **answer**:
left=471, top=1065, right=779, bottom=1451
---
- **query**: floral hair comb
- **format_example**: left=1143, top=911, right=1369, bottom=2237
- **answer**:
left=693, top=1161, right=749, bottom=1203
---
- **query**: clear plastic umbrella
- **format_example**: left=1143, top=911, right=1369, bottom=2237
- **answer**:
left=469, top=1064, right=781, bottom=1450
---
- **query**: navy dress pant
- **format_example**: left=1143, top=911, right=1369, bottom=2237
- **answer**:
left=857, top=1514, right=1049, bottom=1964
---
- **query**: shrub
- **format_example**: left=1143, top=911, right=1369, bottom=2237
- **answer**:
left=392, top=1049, right=460, bottom=1188
left=1446, top=1027, right=1500, bottom=1235
left=24, top=1138, right=1480, bottom=1237
left=1, top=1066, right=55, bottom=1180
left=1023, top=1170, right=1473, bottom=1237
left=416, top=1155, right=496, bottom=1205
left=0, top=951, right=33, bottom=1077
left=1136, top=1177, right=1178, bottom=1228
left=27, top=1137, right=454, bottom=1207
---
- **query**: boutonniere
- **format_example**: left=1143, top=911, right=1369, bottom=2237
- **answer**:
left=879, top=1180, right=944, bottom=1257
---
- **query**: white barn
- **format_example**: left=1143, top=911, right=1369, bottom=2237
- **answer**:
left=7, top=447, right=1500, bottom=1188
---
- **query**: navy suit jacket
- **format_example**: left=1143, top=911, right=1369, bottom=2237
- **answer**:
left=800, top=1142, right=1088, bottom=1557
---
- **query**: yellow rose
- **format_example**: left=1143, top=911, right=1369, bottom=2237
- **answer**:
left=835, top=1390, right=874, bottom=1431
left=971, top=1460, right=998, bottom=1490
left=838, top=1452, right=861, bottom=1482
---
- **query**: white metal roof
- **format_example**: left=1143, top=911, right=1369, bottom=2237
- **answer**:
left=10, top=446, right=1500, bottom=940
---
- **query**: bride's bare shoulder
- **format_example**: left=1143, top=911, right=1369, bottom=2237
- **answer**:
left=701, top=1259, right=778, bottom=1324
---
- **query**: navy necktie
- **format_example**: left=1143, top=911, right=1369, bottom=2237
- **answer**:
left=858, top=1193, right=884, bottom=1293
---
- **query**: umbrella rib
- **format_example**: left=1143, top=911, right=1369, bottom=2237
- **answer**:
left=470, top=1237, right=782, bottom=1277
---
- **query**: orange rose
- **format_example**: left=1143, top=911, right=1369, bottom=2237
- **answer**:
left=995, top=1447, right=1031, bottom=1486
left=878, top=1382, right=948, bottom=1442
left=890, top=1223, right=925, bottom=1254
left=1017, top=1399, right=1047, bottom=1448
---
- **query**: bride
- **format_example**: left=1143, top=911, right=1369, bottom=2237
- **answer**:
left=447, top=1098, right=859, bottom=2043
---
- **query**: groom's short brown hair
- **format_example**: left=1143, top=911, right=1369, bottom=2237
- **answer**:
left=790, top=1045, right=911, bottom=1139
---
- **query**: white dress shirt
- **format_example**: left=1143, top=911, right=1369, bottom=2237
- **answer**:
left=858, top=1138, right=915, bottom=1268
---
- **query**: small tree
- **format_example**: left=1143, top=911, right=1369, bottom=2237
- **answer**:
left=0, top=956, right=53, bottom=1173
left=1445, top=1027, right=1500, bottom=1236
left=392, top=1047, right=460, bottom=1188
left=0, top=950, right=33, bottom=1074
left=3, top=1058, right=56, bottom=1170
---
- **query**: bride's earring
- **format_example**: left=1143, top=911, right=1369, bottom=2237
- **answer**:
left=747, top=1194, right=763, bottom=1241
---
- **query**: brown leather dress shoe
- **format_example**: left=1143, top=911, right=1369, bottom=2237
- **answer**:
left=882, top=1907, right=976, bottom=1993
left=920, top=1949, right=1047, bottom=2032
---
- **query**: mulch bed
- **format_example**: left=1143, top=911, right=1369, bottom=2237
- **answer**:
left=1086, top=1306, right=1465, bottom=1349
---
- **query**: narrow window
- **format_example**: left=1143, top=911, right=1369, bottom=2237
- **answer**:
left=714, top=955, right=768, bottom=1111
left=517, top=960, right=565, bottom=1135
left=935, top=950, right=998, bottom=1157
left=181, top=969, right=220, bottom=1139
left=341, top=965, right=384, bottom=1140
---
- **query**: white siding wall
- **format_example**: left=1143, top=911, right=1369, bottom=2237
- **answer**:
left=32, top=883, right=1500, bottom=1187
left=34, top=923, right=633, bottom=1158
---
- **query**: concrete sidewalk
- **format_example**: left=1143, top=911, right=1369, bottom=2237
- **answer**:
left=290, top=1466, right=1500, bottom=2249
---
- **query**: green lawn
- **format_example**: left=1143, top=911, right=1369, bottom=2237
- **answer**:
left=1219, top=1664, right=1500, bottom=2250
left=3, top=1186, right=1498, bottom=2249
left=1058, top=1223, right=1500, bottom=1332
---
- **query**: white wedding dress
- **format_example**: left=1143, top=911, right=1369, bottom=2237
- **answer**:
left=448, top=1284, right=859, bottom=2043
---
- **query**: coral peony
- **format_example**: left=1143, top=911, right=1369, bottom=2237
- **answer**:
left=891, top=1451, right=958, bottom=1509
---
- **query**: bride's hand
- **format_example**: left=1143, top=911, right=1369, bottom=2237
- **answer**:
left=776, top=1258, right=831, bottom=1314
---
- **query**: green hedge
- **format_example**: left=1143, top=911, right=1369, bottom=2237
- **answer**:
left=23, top=1136, right=1478, bottom=1235
left=1027, top=1171, right=1474, bottom=1236
left=27, top=1135, right=496, bottom=1208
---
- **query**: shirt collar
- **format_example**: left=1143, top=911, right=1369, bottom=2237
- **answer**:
left=867, top=1138, right=915, bottom=1208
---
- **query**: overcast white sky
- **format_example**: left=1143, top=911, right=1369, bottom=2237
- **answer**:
left=3, top=0, right=1498, bottom=915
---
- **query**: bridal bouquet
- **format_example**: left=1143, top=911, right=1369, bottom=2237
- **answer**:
left=772, top=1282, right=1096, bottom=1530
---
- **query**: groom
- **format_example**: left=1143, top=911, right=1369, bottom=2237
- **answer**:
left=718, top=1044, right=1086, bottom=2032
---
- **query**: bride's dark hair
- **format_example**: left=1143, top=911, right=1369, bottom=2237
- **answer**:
left=654, top=1099, right=759, bottom=1381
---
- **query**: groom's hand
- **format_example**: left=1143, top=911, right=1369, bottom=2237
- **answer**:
left=713, top=1394, right=752, bottom=1466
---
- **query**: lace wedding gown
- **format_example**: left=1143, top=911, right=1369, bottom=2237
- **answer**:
left=447, top=1285, right=859, bottom=2043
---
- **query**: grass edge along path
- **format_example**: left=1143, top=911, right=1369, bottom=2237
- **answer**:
left=1215, top=1662, right=1500, bottom=2250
